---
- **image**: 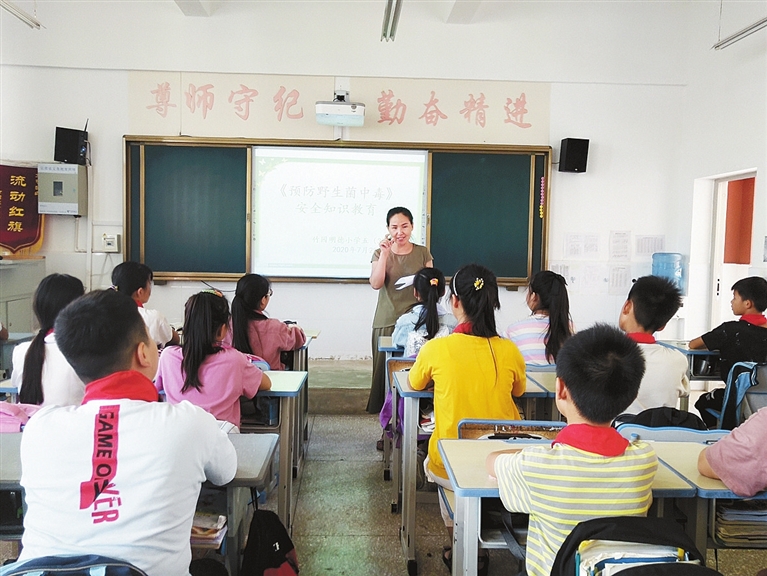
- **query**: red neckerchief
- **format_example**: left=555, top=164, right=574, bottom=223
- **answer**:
left=453, top=322, right=473, bottom=334
left=626, top=332, right=656, bottom=344
left=82, top=370, right=158, bottom=404
left=741, top=314, right=767, bottom=326
left=134, top=300, right=144, bottom=308
left=46, top=329, right=54, bottom=336
left=552, top=423, right=629, bottom=457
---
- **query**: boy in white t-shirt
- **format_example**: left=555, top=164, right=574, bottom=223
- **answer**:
left=618, top=275, right=689, bottom=415
left=17, top=289, right=236, bottom=576
left=112, top=261, right=179, bottom=348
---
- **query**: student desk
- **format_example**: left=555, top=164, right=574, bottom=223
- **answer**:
left=291, top=329, right=319, bottom=477
left=649, top=441, right=767, bottom=559
left=392, top=370, right=549, bottom=575
left=439, top=438, right=697, bottom=576
left=524, top=366, right=560, bottom=421
left=251, top=370, right=307, bottom=533
left=658, top=341, right=720, bottom=411
left=0, top=379, right=18, bottom=403
left=0, top=432, right=278, bottom=576
left=0, top=333, right=34, bottom=382
left=378, top=336, right=404, bottom=482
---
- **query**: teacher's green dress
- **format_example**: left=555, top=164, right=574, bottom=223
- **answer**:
left=367, top=244, right=433, bottom=414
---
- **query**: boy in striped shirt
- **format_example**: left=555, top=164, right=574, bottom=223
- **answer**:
left=487, top=324, right=657, bottom=576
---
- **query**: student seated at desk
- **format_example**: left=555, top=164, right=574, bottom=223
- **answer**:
left=391, top=267, right=457, bottom=357
left=409, top=264, right=526, bottom=575
left=691, top=276, right=767, bottom=426
left=504, top=270, right=573, bottom=365
left=231, top=273, right=306, bottom=370
left=618, top=275, right=689, bottom=415
left=487, top=324, right=657, bottom=576
left=111, top=261, right=180, bottom=348
left=155, top=289, right=271, bottom=428
left=11, top=274, right=85, bottom=406
left=16, top=289, right=237, bottom=576
left=698, top=406, right=767, bottom=497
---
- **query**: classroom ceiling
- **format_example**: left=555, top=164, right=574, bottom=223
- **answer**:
left=172, top=0, right=482, bottom=24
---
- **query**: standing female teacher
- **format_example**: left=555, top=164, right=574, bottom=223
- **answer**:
left=368, top=207, right=433, bottom=415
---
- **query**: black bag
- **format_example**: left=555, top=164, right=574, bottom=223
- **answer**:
left=241, top=509, right=299, bottom=576
left=0, top=555, right=148, bottom=576
left=614, top=407, right=706, bottom=430
left=550, top=516, right=705, bottom=576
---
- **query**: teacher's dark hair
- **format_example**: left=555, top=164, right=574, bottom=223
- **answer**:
left=19, top=274, right=85, bottom=404
left=55, top=290, right=149, bottom=384
left=450, top=263, right=500, bottom=338
left=386, top=206, right=413, bottom=225
left=232, top=273, right=270, bottom=356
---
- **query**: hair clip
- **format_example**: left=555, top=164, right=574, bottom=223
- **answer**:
left=109, top=285, right=118, bottom=291
left=429, top=278, right=439, bottom=286
left=474, top=278, right=484, bottom=291
left=201, top=289, right=224, bottom=298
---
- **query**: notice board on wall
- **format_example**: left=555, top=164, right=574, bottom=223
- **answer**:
left=125, top=137, right=550, bottom=285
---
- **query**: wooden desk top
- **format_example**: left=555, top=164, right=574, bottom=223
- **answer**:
left=439, top=438, right=696, bottom=499
left=648, top=441, right=744, bottom=498
left=526, top=371, right=556, bottom=394
left=1, top=432, right=277, bottom=490
left=378, top=336, right=402, bottom=353
left=259, top=370, right=307, bottom=396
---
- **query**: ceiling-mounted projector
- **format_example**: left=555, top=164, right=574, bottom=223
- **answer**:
left=316, top=90, right=365, bottom=127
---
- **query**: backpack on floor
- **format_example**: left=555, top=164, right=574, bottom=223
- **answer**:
left=0, top=555, right=148, bottom=576
left=241, top=509, right=299, bottom=576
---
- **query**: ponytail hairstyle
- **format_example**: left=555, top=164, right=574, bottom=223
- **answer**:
left=231, top=274, right=270, bottom=355
left=19, top=274, right=85, bottom=405
left=449, top=264, right=500, bottom=338
left=181, top=290, right=230, bottom=393
left=111, top=261, right=153, bottom=297
left=413, top=267, right=446, bottom=340
left=529, top=270, right=573, bottom=362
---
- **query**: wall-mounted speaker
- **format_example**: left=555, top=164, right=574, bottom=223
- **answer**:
left=559, top=138, right=589, bottom=173
left=54, top=127, right=88, bottom=165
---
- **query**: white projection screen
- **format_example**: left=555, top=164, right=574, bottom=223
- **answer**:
left=251, top=146, right=428, bottom=279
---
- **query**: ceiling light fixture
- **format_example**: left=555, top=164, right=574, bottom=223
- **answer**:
left=0, top=0, right=42, bottom=29
left=381, top=0, right=403, bottom=42
left=713, top=16, right=767, bottom=50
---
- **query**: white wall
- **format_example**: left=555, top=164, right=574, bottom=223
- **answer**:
left=2, top=1, right=764, bottom=357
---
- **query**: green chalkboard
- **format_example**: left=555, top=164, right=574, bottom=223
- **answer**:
left=127, top=144, right=248, bottom=278
left=430, top=152, right=537, bottom=281
left=125, top=139, right=549, bottom=284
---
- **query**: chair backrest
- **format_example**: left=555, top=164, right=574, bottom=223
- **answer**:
left=741, top=363, right=767, bottom=422
left=718, top=362, right=763, bottom=429
left=252, top=360, right=271, bottom=371
left=615, top=423, right=729, bottom=443
left=386, top=357, right=415, bottom=391
left=458, top=419, right=565, bottom=440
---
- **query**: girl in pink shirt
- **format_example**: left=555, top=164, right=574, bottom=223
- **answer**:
left=155, top=290, right=271, bottom=427
left=231, top=274, right=307, bottom=370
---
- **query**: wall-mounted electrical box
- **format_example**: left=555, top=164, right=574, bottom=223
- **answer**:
left=38, top=163, right=88, bottom=216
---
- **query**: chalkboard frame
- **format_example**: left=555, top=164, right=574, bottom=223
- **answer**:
left=124, top=136, right=551, bottom=286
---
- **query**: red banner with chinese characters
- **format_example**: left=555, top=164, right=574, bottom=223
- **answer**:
left=0, top=164, right=44, bottom=254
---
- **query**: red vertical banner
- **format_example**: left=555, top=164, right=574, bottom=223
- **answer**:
left=0, top=164, right=44, bottom=254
